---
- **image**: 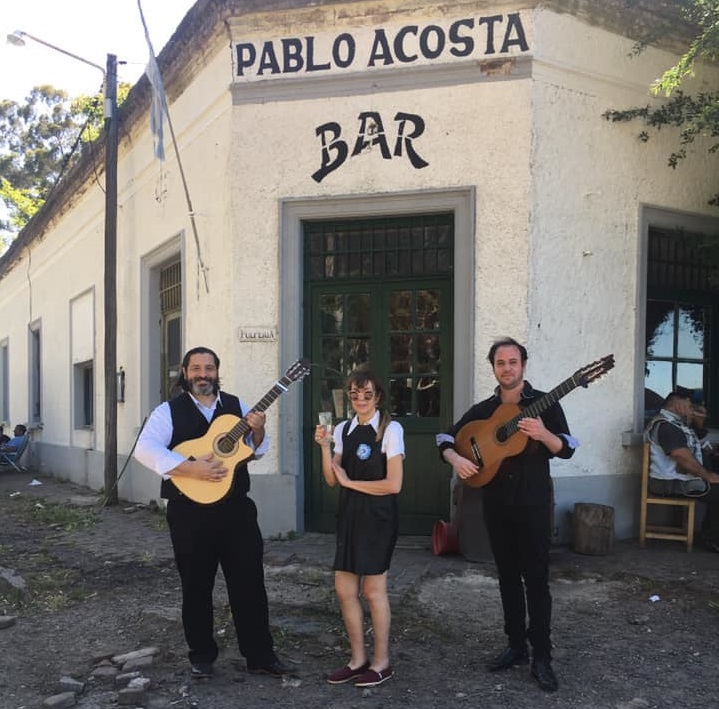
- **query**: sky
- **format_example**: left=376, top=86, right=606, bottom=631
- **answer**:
left=0, top=0, right=198, bottom=102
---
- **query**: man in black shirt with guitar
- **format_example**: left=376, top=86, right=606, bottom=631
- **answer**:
left=437, top=338, right=602, bottom=693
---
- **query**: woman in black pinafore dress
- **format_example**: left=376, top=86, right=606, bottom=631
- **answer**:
left=314, top=369, right=404, bottom=688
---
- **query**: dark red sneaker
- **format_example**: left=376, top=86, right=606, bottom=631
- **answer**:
left=327, top=661, right=370, bottom=684
left=354, top=666, right=394, bottom=687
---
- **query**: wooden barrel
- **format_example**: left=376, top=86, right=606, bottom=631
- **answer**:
left=571, top=503, right=615, bottom=555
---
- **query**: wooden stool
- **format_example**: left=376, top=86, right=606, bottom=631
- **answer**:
left=639, top=443, right=695, bottom=552
left=572, top=503, right=615, bottom=555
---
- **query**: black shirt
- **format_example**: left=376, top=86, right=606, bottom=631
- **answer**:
left=439, top=381, right=575, bottom=506
left=655, top=420, right=690, bottom=455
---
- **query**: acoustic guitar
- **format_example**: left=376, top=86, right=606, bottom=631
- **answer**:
left=455, top=354, right=614, bottom=488
left=171, top=358, right=311, bottom=504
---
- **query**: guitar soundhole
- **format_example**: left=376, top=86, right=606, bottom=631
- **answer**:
left=216, top=437, right=235, bottom=455
left=495, top=426, right=509, bottom=444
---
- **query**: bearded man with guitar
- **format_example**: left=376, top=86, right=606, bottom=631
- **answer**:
left=135, top=346, right=293, bottom=681
left=436, top=337, right=579, bottom=693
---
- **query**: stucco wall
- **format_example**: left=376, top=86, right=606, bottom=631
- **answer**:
left=527, top=9, right=719, bottom=538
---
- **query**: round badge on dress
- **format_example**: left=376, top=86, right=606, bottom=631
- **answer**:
left=356, top=443, right=372, bottom=460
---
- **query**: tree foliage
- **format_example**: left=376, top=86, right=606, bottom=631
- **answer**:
left=1, top=85, right=84, bottom=235
left=604, top=0, right=719, bottom=205
left=0, top=82, right=130, bottom=245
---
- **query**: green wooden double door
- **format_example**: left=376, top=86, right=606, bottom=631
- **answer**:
left=303, top=214, right=454, bottom=535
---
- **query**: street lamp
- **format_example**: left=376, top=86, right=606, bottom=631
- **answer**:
left=7, top=30, right=119, bottom=505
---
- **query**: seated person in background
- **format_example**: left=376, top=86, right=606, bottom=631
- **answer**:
left=645, top=391, right=719, bottom=552
left=0, top=425, right=9, bottom=446
left=0, top=424, right=27, bottom=453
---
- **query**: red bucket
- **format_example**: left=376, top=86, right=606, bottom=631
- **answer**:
left=432, top=520, right=459, bottom=556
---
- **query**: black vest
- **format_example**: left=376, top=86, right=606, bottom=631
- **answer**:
left=160, top=391, right=249, bottom=500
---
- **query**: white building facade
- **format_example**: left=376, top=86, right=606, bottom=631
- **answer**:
left=0, top=0, right=716, bottom=541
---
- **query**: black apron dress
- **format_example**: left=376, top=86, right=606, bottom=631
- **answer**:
left=333, top=422, right=399, bottom=575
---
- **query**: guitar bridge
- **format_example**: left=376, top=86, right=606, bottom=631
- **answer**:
left=469, top=437, right=484, bottom=468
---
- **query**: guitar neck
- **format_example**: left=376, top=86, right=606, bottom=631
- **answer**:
left=225, top=375, right=293, bottom=442
left=503, top=376, right=579, bottom=437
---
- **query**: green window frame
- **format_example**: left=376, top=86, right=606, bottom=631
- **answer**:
left=645, top=227, right=717, bottom=422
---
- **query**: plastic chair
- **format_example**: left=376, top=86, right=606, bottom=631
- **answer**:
left=639, top=443, right=695, bottom=552
left=0, top=435, right=29, bottom=472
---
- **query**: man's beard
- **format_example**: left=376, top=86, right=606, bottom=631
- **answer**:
left=189, top=377, right=219, bottom=397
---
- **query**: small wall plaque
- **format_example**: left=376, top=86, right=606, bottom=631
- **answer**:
left=238, top=327, right=277, bottom=342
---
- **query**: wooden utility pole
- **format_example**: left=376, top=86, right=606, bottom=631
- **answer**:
left=104, top=54, right=119, bottom=505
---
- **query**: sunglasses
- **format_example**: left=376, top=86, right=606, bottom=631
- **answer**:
left=348, top=390, right=376, bottom=401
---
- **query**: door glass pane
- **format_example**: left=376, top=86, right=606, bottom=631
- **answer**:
left=347, top=294, right=370, bottom=332
left=390, top=377, right=412, bottom=416
left=321, top=337, right=343, bottom=377
left=417, top=334, right=439, bottom=373
left=167, top=317, right=181, bottom=366
left=417, top=378, right=440, bottom=417
left=390, top=334, right=413, bottom=375
left=320, top=294, right=343, bottom=334
left=318, top=292, right=372, bottom=413
left=320, top=377, right=344, bottom=417
left=417, top=289, right=440, bottom=329
left=416, top=333, right=440, bottom=417
left=387, top=288, right=445, bottom=418
left=347, top=338, right=370, bottom=370
left=646, top=301, right=674, bottom=357
left=389, top=291, right=412, bottom=330
left=676, top=306, right=705, bottom=358
left=164, top=314, right=182, bottom=399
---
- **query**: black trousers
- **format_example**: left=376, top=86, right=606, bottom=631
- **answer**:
left=166, top=494, right=275, bottom=666
left=483, top=499, right=553, bottom=661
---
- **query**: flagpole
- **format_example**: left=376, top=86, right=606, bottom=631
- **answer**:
left=138, top=0, right=209, bottom=294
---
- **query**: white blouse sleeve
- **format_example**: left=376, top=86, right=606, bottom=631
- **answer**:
left=382, top=420, right=405, bottom=459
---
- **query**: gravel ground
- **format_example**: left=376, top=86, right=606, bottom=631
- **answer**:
left=1, top=469, right=718, bottom=709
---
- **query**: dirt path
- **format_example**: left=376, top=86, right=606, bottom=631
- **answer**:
left=1, top=470, right=717, bottom=709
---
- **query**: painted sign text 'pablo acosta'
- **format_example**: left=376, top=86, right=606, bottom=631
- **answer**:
left=235, top=13, right=529, bottom=78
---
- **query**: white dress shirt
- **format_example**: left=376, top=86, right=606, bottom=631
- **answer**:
left=135, top=392, right=270, bottom=478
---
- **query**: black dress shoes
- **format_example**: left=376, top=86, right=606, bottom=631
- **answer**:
left=190, top=662, right=214, bottom=679
left=247, top=656, right=293, bottom=677
left=486, top=646, right=529, bottom=672
left=531, top=660, right=559, bottom=692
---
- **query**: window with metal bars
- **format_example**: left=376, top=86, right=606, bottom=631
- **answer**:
left=160, top=261, right=181, bottom=314
left=159, top=260, right=182, bottom=400
left=305, top=213, right=453, bottom=281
